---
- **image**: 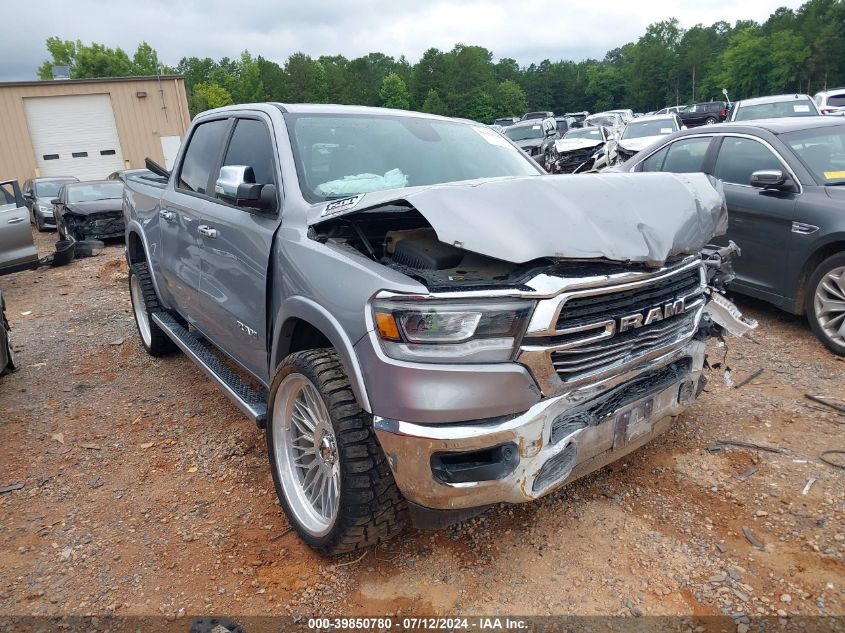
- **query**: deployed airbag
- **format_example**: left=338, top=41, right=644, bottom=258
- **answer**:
left=311, top=173, right=728, bottom=267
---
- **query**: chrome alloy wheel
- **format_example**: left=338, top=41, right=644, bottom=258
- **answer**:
left=272, top=374, right=340, bottom=536
left=130, top=273, right=152, bottom=347
left=814, top=265, right=845, bottom=348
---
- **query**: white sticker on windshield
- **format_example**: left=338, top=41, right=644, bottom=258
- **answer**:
left=474, top=126, right=512, bottom=149
left=321, top=194, right=362, bottom=217
left=660, top=128, right=673, bottom=133
left=794, top=104, right=811, bottom=112
left=532, top=125, right=540, bottom=129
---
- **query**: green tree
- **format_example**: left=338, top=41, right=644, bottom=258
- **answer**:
left=192, top=82, right=233, bottom=112
left=379, top=73, right=410, bottom=109
left=284, top=53, right=328, bottom=102
left=132, top=42, right=160, bottom=75
left=495, top=80, right=528, bottom=117
left=464, top=89, right=496, bottom=123
left=421, top=88, right=448, bottom=115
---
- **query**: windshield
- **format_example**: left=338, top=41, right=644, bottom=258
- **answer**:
left=504, top=125, right=544, bottom=141
left=585, top=115, right=617, bottom=128
left=564, top=128, right=603, bottom=140
left=286, top=113, right=540, bottom=200
left=782, top=126, right=845, bottom=185
left=34, top=180, right=74, bottom=198
left=735, top=99, right=817, bottom=121
left=66, top=182, right=124, bottom=203
left=621, top=119, right=678, bottom=139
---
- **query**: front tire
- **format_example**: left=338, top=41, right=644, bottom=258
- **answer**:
left=806, top=253, right=845, bottom=356
left=129, top=262, right=177, bottom=357
left=267, top=349, right=408, bottom=555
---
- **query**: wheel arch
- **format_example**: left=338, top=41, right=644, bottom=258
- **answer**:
left=270, top=297, right=371, bottom=413
left=792, top=238, right=845, bottom=314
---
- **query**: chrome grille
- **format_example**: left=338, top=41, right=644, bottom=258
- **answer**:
left=519, top=262, right=705, bottom=387
left=551, top=312, right=696, bottom=380
left=555, top=265, right=702, bottom=329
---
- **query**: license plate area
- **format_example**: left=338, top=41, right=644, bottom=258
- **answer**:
left=617, top=398, right=655, bottom=443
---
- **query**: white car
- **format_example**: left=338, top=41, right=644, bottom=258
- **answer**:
left=615, top=114, right=684, bottom=162
left=727, top=94, right=820, bottom=121
left=813, top=87, right=845, bottom=115
left=655, top=105, right=687, bottom=115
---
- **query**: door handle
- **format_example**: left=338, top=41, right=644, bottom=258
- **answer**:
left=159, top=209, right=176, bottom=222
left=197, top=225, right=219, bottom=239
left=7, top=217, right=25, bottom=224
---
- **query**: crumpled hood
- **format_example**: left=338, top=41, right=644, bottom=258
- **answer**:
left=310, top=173, right=728, bottom=267
left=554, top=138, right=604, bottom=153
left=617, top=135, right=665, bottom=153
left=65, top=199, right=123, bottom=215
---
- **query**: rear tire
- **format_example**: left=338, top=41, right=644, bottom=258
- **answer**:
left=704, top=116, right=718, bottom=125
left=267, top=349, right=408, bottom=555
left=806, top=253, right=845, bottom=356
left=129, top=262, right=178, bottom=357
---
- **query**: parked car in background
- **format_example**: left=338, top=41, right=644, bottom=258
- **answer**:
left=22, top=176, right=78, bottom=231
left=493, top=117, right=520, bottom=127
left=813, top=88, right=845, bottom=115
left=564, top=111, right=590, bottom=127
left=522, top=111, right=554, bottom=121
left=616, top=117, right=845, bottom=355
left=727, top=94, right=820, bottom=121
left=554, top=116, right=576, bottom=135
left=53, top=180, right=126, bottom=241
left=656, top=105, right=687, bottom=115
left=551, top=125, right=616, bottom=173
left=679, top=102, right=728, bottom=127
left=502, top=117, right=559, bottom=169
left=616, top=114, right=684, bottom=163
left=584, top=112, right=625, bottom=138
left=606, top=109, right=634, bottom=123
left=1, top=180, right=39, bottom=276
left=108, top=168, right=153, bottom=182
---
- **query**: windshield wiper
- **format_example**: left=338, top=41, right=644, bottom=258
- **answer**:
left=825, top=182, right=845, bottom=187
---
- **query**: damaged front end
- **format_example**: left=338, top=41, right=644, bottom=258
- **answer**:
left=63, top=211, right=125, bottom=241
left=310, top=173, right=755, bottom=516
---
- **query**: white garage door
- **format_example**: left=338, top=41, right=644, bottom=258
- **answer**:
left=24, top=94, right=126, bottom=181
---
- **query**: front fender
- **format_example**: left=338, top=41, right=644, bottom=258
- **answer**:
left=270, top=295, right=372, bottom=413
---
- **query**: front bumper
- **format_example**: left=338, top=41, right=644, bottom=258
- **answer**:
left=374, top=339, right=706, bottom=510
left=65, top=213, right=125, bottom=239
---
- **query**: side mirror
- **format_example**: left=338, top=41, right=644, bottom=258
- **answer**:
left=215, top=165, right=277, bottom=212
left=50, top=198, right=61, bottom=205
left=750, top=169, right=791, bottom=190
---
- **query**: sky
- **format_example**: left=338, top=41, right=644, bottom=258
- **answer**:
left=0, top=0, right=807, bottom=81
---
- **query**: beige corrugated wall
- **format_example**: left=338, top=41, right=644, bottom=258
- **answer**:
left=0, top=76, right=190, bottom=185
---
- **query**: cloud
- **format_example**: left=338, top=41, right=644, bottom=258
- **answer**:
left=0, top=0, right=806, bottom=81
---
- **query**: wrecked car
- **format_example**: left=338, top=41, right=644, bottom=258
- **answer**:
left=502, top=117, right=559, bottom=170
left=616, top=113, right=684, bottom=163
left=54, top=180, right=125, bottom=241
left=551, top=126, right=616, bottom=173
left=123, top=104, right=753, bottom=555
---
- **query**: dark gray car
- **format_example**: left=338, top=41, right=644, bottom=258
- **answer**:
left=617, top=117, right=845, bottom=354
left=22, top=177, right=78, bottom=231
left=502, top=117, right=559, bottom=170
left=53, top=180, right=125, bottom=241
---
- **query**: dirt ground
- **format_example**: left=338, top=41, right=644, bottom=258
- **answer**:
left=1, top=230, right=843, bottom=621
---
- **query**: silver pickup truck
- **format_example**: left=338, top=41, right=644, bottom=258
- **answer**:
left=123, top=103, right=753, bottom=555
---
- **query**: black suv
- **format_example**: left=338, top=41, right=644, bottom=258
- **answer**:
left=617, top=117, right=845, bottom=355
left=679, top=101, right=728, bottom=127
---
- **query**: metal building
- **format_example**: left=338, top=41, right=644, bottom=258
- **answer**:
left=0, top=75, right=190, bottom=185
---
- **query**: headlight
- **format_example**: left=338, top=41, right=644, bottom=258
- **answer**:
left=372, top=299, right=534, bottom=363
left=38, top=203, right=52, bottom=214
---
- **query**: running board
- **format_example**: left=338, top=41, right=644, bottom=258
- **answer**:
left=151, top=312, right=268, bottom=426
